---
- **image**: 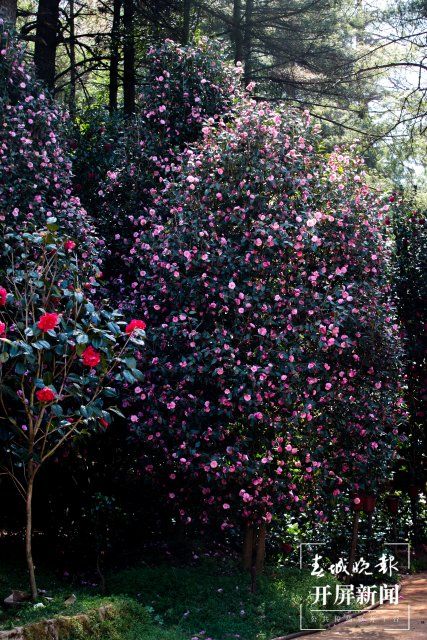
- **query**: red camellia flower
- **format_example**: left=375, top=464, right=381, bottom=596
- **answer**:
left=0, top=287, right=7, bottom=306
left=0, top=321, right=6, bottom=336
left=37, top=312, right=60, bottom=332
left=64, top=239, right=76, bottom=252
left=81, top=345, right=101, bottom=367
left=36, top=387, right=56, bottom=403
left=125, top=319, right=146, bottom=335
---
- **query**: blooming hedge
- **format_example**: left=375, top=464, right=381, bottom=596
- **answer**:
left=117, top=103, right=404, bottom=529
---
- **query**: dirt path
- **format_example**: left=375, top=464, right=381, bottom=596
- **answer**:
left=306, top=572, right=426, bottom=639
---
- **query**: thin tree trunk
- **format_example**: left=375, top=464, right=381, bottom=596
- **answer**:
left=0, top=0, right=17, bottom=26
left=182, top=0, right=192, bottom=45
left=68, top=0, right=76, bottom=114
left=242, top=524, right=254, bottom=571
left=96, top=552, right=106, bottom=594
left=109, top=0, right=121, bottom=112
left=243, top=0, right=254, bottom=86
left=255, top=522, right=266, bottom=573
left=410, top=495, right=421, bottom=545
left=232, top=0, right=243, bottom=64
left=25, top=464, right=38, bottom=601
left=34, top=0, right=60, bottom=90
left=346, top=511, right=359, bottom=583
left=123, top=0, right=135, bottom=115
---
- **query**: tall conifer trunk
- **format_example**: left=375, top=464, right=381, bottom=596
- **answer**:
left=109, top=0, right=121, bottom=112
left=123, top=0, right=135, bottom=115
left=34, top=0, right=60, bottom=90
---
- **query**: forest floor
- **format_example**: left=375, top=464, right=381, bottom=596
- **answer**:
left=0, top=558, right=348, bottom=639
left=2, top=553, right=425, bottom=640
left=298, top=572, right=426, bottom=640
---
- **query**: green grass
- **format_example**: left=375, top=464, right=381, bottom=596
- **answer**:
left=0, top=558, right=351, bottom=639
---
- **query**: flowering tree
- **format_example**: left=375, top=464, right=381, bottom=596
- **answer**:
left=97, top=39, right=242, bottom=284
left=138, top=38, right=241, bottom=149
left=0, top=22, right=100, bottom=275
left=0, top=231, right=146, bottom=599
left=118, top=102, right=403, bottom=562
left=0, top=24, right=145, bottom=599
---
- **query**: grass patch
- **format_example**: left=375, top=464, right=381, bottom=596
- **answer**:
left=108, top=560, right=347, bottom=639
left=0, top=558, right=352, bottom=639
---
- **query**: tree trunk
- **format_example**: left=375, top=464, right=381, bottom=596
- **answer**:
left=232, top=0, right=243, bottom=64
left=123, top=0, right=135, bottom=115
left=25, top=464, right=38, bottom=601
left=367, top=511, right=373, bottom=543
left=242, top=522, right=266, bottom=574
left=68, top=0, right=76, bottom=113
left=109, top=0, right=121, bottom=112
left=182, top=0, right=192, bottom=45
left=243, top=0, right=254, bottom=85
left=410, top=494, right=421, bottom=545
left=255, top=522, right=266, bottom=573
left=34, top=0, right=60, bottom=90
left=346, top=511, right=359, bottom=583
left=242, top=524, right=254, bottom=571
left=0, top=0, right=17, bottom=26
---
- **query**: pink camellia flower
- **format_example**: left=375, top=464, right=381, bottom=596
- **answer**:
left=210, top=460, right=218, bottom=469
left=0, top=321, right=6, bottom=336
left=36, top=387, right=56, bottom=403
left=126, top=319, right=147, bottom=334
left=0, top=287, right=7, bottom=306
left=81, top=345, right=101, bottom=367
left=64, top=239, right=76, bottom=252
left=37, top=312, right=60, bottom=332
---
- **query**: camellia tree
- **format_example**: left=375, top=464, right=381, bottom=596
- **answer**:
left=0, top=232, right=146, bottom=600
left=0, top=23, right=146, bottom=600
left=97, top=38, right=242, bottom=285
left=138, top=38, right=242, bottom=149
left=116, top=100, right=404, bottom=567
